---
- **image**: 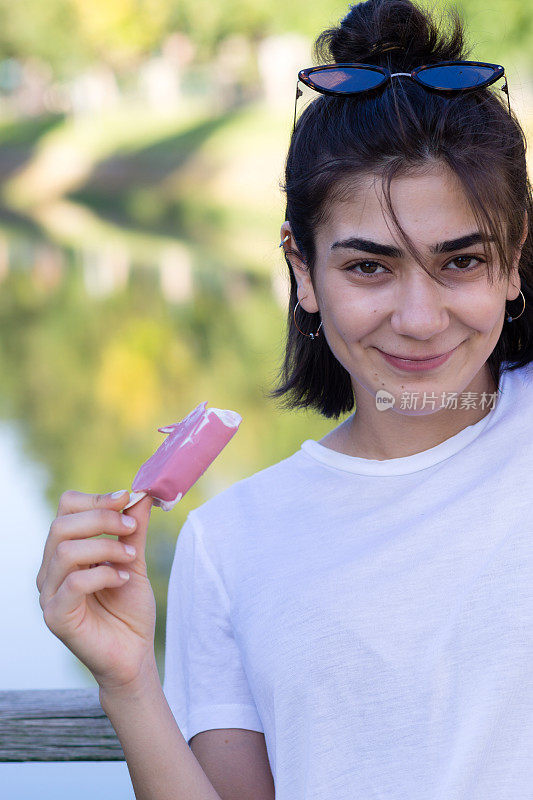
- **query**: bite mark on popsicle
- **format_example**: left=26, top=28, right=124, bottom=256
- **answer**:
left=123, top=401, right=241, bottom=511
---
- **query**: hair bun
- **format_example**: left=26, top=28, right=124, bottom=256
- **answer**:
left=314, top=0, right=468, bottom=68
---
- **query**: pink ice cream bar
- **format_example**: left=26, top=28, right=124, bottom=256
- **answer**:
left=123, top=401, right=242, bottom=511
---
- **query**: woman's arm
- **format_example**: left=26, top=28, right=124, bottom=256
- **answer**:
left=190, top=729, right=275, bottom=800
left=100, top=662, right=222, bottom=800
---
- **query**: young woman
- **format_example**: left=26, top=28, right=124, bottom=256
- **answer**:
left=36, top=0, right=533, bottom=798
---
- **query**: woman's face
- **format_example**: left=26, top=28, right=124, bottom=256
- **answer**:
left=284, top=163, right=524, bottom=415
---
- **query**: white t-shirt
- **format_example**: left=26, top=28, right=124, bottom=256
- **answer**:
left=163, top=361, right=533, bottom=800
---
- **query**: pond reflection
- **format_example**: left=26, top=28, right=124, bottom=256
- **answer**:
left=0, top=210, right=333, bottom=667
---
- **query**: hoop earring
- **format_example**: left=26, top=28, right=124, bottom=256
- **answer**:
left=506, top=289, right=526, bottom=322
left=293, top=300, right=323, bottom=340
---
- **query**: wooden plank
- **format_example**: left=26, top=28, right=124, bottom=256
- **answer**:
left=0, top=689, right=125, bottom=762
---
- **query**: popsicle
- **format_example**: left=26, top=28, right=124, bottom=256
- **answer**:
left=123, top=401, right=242, bottom=511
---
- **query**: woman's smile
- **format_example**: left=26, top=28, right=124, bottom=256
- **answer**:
left=375, top=342, right=462, bottom=372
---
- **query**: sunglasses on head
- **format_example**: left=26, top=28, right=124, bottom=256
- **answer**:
left=293, top=60, right=510, bottom=134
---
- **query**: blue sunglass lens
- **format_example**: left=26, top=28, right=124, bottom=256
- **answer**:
left=416, top=64, right=495, bottom=89
left=308, top=67, right=386, bottom=93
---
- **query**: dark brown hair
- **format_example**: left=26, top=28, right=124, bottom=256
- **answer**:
left=269, top=0, right=533, bottom=419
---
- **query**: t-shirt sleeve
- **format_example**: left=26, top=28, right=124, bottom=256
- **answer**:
left=162, top=511, right=264, bottom=747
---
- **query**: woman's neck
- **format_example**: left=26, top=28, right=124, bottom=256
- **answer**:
left=319, top=364, right=498, bottom=461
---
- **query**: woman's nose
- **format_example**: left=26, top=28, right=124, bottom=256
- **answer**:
left=389, top=271, right=450, bottom=339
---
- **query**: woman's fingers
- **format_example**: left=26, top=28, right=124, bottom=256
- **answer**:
left=115, top=494, right=153, bottom=560
left=39, top=537, right=137, bottom=607
left=42, top=564, right=131, bottom=638
left=56, top=489, right=130, bottom=518
left=36, top=505, right=136, bottom=593
left=53, top=508, right=137, bottom=540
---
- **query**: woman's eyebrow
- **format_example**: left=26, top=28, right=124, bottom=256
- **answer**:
left=330, top=232, right=494, bottom=257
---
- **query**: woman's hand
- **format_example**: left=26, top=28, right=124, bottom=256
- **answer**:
left=36, top=489, right=157, bottom=694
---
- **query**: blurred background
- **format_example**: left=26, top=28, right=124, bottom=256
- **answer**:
left=1, top=0, right=532, bottom=795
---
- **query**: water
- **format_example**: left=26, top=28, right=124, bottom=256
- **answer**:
left=0, top=421, right=135, bottom=798
left=0, top=100, right=330, bottom=796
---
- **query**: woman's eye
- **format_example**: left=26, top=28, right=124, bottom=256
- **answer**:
left=345, top=260, right=387, bottom=276
left=445, top=256, right=484, bottom=271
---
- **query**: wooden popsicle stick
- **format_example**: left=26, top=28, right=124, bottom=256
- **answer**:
left=122, top=491, right=148, bottom=511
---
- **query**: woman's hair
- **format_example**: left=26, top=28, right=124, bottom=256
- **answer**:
left=268, top=0, right=533, bottom=419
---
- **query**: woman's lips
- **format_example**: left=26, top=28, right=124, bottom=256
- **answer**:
left=377, top=344, right=459, bottom=372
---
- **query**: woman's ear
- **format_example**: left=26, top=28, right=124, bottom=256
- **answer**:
left=280, top=221, right=319, bottom=313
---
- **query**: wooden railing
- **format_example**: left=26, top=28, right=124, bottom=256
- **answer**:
left=0, top=689, right=124, bottom=761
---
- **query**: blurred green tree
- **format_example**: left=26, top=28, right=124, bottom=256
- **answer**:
left=0, top=0, right=531, bottom=78
left=70, top=0, right=174, bottom=66
left=0, top=0, right=84, bottom=74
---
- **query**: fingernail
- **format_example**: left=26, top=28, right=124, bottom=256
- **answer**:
left=123, top=516, right=136, bottom=528
left=111, top=490, right=128, bottom=499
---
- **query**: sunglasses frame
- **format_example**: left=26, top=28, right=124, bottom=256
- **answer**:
left=293, top=60, right=509, bottom=134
